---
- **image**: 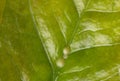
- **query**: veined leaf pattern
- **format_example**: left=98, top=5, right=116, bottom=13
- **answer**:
left=0, top=0, right=120, bottom=81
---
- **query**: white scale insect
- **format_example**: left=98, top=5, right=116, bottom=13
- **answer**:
left=56, top=58, right=64, bottom=68
left=56, top=46, right=71, bottom=68
left=63, top=46, right=71, bottom=59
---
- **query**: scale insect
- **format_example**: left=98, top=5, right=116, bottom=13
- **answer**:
left=63, top=46, right=71, bottom=59
left=56, top=58, right=64, bottom=68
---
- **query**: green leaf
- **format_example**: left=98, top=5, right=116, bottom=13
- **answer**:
left=1, top=0, right=120, bottom=81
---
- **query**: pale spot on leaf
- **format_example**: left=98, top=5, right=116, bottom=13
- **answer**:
left=21, top=71, right=29, bottom=81
left=56, top=58, right=64, bottom=68
left=94, top=33, right=112, bottom=45
left=63, top=46, right=71, bottom=56
left=73, top=0, right=85, bottom=15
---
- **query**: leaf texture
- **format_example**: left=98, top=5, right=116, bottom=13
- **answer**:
left=1, top=0, right=120, bottom=81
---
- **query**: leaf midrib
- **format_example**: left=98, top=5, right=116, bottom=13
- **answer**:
left=54, top=0, right=92, bottom=80
left=28, top=0, right=56, bottom=81
left=29, top=0, right=92, bottom=81
left=68, top=0, right=92, bottom=44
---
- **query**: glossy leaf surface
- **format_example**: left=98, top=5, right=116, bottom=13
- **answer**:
left=0, top=0, right=120, bottom=81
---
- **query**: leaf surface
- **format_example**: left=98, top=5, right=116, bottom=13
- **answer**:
left=1, top=0, right=120, bottom=81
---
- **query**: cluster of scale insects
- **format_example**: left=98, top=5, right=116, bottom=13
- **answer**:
left=56, top=46, right=71, bottom=68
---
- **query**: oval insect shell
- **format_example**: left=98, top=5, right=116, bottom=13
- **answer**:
left=63, top=46, right=71, bottom=56
left=56, top=58, right=64, bottom=68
